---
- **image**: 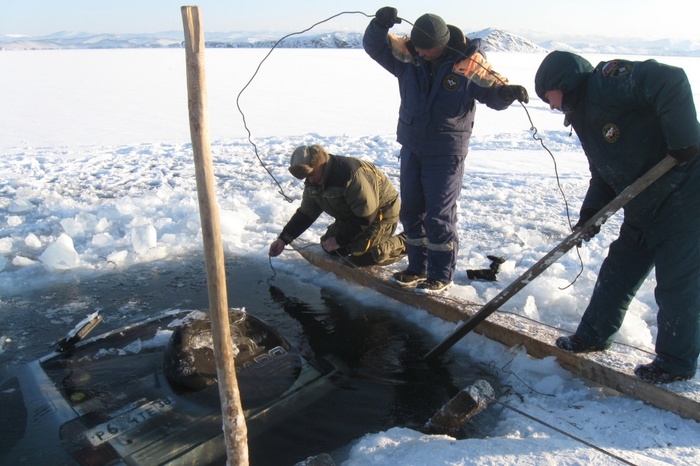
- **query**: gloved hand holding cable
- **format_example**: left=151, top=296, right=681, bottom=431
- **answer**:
left=374, top=6, right=401, bottom=29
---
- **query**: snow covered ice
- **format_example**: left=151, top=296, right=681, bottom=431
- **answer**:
left=1, top=47, right=700, bottom=464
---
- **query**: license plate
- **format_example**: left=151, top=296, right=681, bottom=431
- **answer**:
left=86, top=398, right=175, bottom=446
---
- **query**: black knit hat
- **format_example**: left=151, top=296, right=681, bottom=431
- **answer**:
left=411, top=13, right=450, bottom=49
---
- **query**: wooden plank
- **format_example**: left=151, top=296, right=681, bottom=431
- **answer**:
left=294, top=241, right=700, bottom=423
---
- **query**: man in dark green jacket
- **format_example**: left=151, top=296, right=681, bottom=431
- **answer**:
left=269, top=145, right=406, bottom=266
left=535, top=51, right=700, bottom=384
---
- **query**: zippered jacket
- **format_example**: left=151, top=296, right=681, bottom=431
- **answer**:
left=535, top=51, right=700, bottom=240
left=363, top=20, right=512, bottom=156
left=279, top=155, right=400, bottom=247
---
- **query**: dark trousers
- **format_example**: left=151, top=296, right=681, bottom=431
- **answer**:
left=577, top=223, right=700, bottom=375
left=399, top=148, right=465, bottom=282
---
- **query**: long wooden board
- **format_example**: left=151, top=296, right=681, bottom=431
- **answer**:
left=294, top=241, right=700, bottom=423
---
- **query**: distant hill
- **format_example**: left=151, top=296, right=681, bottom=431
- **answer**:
left=206, top=31, right=364, bottom=49
left=469, top=28, right=547, bottom=53
left=538, top=38, right=700, bottom=57
left=2, top=28, right=699, bottom=57
left=0, top=31, right=184, bottom=50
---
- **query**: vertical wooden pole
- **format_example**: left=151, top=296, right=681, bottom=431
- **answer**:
left=180, top=6, right=248, bottom=465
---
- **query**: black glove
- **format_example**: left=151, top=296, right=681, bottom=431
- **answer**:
left=374, top=6, right=400, bottom=28
left=487, top=255, right=505, bottom=272
left=498, top=85, right=529, bottom=104
left=573, top=208, right=602, bottom=244
left=667, top=144, right=698, bottom=165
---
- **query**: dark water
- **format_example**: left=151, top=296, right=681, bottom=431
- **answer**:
left=0, top=255, right=501, bottom=465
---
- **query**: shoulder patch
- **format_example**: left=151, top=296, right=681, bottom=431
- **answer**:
left=602, top=123, right=621, bottom=143
left=443, top=74, right=460, bottom=91
left=600, top=60, right=633, bottom=78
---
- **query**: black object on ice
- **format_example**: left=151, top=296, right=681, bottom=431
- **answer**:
left=466, top=255, right=506, bottom=281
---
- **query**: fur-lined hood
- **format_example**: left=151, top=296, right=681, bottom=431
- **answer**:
left=388, top=24, right=478, bottom=65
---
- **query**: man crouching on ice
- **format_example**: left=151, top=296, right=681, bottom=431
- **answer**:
left=269, top=145, right=406, bottom=266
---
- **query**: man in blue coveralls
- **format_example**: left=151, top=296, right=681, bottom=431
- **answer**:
left=363, top=7, right=528, bottom=294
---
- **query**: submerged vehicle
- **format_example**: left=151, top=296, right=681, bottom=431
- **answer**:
left=0, top=308, right=337, bottom=465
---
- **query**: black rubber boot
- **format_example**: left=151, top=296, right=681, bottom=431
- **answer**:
left=634, top=362, right=694, bottom=384
left=555, top=334, right=605, bottom=353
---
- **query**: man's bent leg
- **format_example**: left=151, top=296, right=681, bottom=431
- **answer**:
left=576, top=225, right=654, bottom=348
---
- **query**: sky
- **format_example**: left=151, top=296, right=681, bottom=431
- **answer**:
left=1, top=0, right=698, bottom=43
left=1, top=48, right=699, bottom=464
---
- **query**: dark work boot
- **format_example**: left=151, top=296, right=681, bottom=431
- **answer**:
left=555, top=334, right=605, bottom=353
left=634, top=361, right=694, bottom=384
left=415, top=278, right=452, bottom=295
left=392, top=269, right=427, bottom=287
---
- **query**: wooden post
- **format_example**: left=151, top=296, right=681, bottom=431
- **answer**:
left=181, top=6, right=248, bottom=465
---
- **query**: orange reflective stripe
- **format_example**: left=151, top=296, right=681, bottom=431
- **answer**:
left=453, top=53, right=509, bottom=88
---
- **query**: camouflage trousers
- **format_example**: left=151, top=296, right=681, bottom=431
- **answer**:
left=321, top=221, right=406, bottom=266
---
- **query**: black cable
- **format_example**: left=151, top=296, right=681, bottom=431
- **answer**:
left=268, top=255, right=277, bottom=277
left=405, top=16, right=586, bottom=285
left=523, top=111, right=585, bottom=288
left=249, top=11, right=585, bottom=281
left=237, top=10, right=575, bottom=222
left=235, top=11, right=373, bottom=203
left=493, top=399, right=639, bottom=466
